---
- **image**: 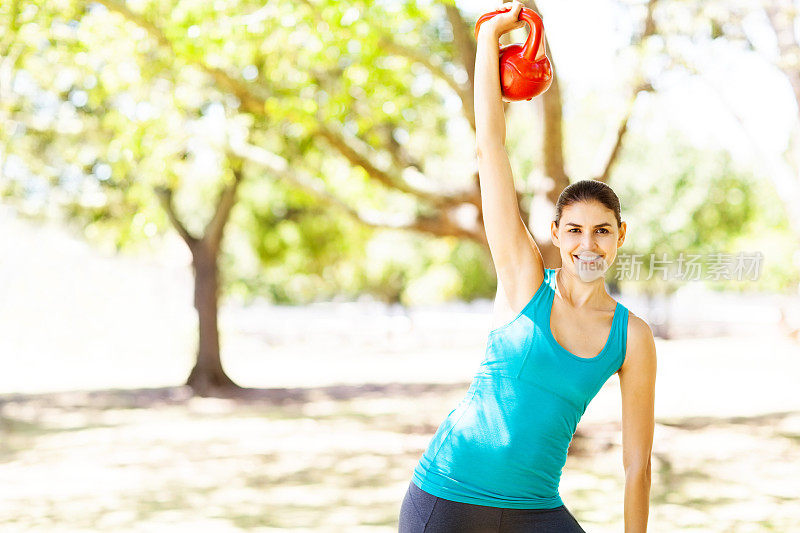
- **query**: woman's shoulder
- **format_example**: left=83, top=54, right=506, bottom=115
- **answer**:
left=626, top=310, right=653, bottom=339
left=619, top=310, right=657, bottom=374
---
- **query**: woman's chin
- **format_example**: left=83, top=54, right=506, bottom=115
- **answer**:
left=569, top=256, right=609, bottom=282
left=576, top=269, right=606, bottom=282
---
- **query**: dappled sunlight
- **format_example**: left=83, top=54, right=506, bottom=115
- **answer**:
left=0, top=387, right=458, bottom=530
left=2, top=362, right=799, bottom=531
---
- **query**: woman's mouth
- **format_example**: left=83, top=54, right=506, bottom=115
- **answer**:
left=573, top=253, right=602, bottom=263
left=572, top=253, right=609, bottom=281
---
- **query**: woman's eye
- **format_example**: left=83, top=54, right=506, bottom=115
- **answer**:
left=597, top=228, right=609, bottom=234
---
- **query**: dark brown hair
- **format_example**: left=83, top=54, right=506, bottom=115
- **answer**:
left=553, top=179, right=622, bottom=228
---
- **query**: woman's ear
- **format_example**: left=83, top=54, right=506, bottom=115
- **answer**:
left=550, top=221, right=560, bottom=247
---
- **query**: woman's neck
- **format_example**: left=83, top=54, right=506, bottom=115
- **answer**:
left=554, top=266, right=611, bottom=310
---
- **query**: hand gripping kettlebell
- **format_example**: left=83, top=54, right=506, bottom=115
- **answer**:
left=474, top=7, right=553, bottom=101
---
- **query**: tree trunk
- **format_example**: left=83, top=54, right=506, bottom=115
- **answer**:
left=186, top=241, right=240, bottom=396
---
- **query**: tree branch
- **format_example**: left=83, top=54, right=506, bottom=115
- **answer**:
left=300, top=0, right=476, bottom=130
left=92, top=0, right=480, bottom=215
left=633, top=0, right=660, bottom=45
left=517, top=1, right=569, bottom=197
left=444, top=3, right=476, bottom=131
left=203, top=162, right=244, bottom=252
left=378, top=35, right=474, bottom=130
left=228, top=135, right=485, bottom=242
left=693, top=61, right=800, bottom=239
left=92, top=0, right=268, bottom=114
left=314, top=122, right=478, bottom=207
left=153, top=185, right=200, bottom=248
left=376, top=121, right=424, bottom=173
left=595, top=0, right=659, bottom=182
left=594, top=81, right=654, bottom=183
left=763, top=2, right=800, bottom=119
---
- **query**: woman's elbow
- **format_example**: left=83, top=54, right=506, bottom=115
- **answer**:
left=624, top=457, right=652, bottom=479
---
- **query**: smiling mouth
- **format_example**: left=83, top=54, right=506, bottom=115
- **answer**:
left=573, top=254, right=603, bottom=262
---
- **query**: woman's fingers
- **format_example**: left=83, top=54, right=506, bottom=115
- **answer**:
left=501, top=3, right=523, bottom=21
left=495, top=1, right=519, bottom=15
left=479, top=0, right=525, bottom=38
left=495, top=2, right=523, bottom=33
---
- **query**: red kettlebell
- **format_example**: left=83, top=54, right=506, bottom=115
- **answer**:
left=474, top=7, right=553, bottom=102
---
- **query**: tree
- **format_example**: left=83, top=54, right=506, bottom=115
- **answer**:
left=0, top=0, right=672, bottom=395
left=651, top=0, right=800, bottom=249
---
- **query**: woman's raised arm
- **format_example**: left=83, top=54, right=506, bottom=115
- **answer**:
left=474, top=1, right=544, bottom=312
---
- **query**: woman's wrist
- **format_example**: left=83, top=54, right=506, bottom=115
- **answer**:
left=477, top=27, right=501, bottom=46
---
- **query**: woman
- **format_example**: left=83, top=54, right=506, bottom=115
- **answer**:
left=398, top=2, right=657, bottom=532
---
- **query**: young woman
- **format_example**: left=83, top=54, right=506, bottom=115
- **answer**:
left=398, top=2, right=657, bottom=532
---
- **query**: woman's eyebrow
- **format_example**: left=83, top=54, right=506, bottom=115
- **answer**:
left=565, top=222, right=612, bottom=227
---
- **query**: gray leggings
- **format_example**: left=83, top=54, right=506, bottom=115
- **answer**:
left=399, top=481, right=587, bottom=533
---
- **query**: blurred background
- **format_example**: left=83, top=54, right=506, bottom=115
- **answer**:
left=1, top=0, right=799, bottom=531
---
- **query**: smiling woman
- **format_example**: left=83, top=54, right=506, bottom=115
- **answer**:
left=398, top=2, right=657, bottom=531
left=555, top=179, right=621, bottom=282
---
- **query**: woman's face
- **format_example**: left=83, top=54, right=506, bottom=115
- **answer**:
left=550, top=201, right=626, bottom=280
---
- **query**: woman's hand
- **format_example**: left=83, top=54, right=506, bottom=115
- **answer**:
left=476, top=1, right=527, bottom=41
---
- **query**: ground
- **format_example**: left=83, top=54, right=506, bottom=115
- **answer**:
left=1, top=208, right=798, bottom=531
left=1, top=332, right=798, bottom=532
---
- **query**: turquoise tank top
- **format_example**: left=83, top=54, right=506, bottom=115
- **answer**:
left=411, top=267, right=629, bottom=509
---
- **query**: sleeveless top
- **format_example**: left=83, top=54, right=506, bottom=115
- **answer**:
left=411, top=267, right=630, bottom=509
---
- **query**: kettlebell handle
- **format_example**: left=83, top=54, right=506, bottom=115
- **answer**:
left=474, top=7, right=545, bottom=62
